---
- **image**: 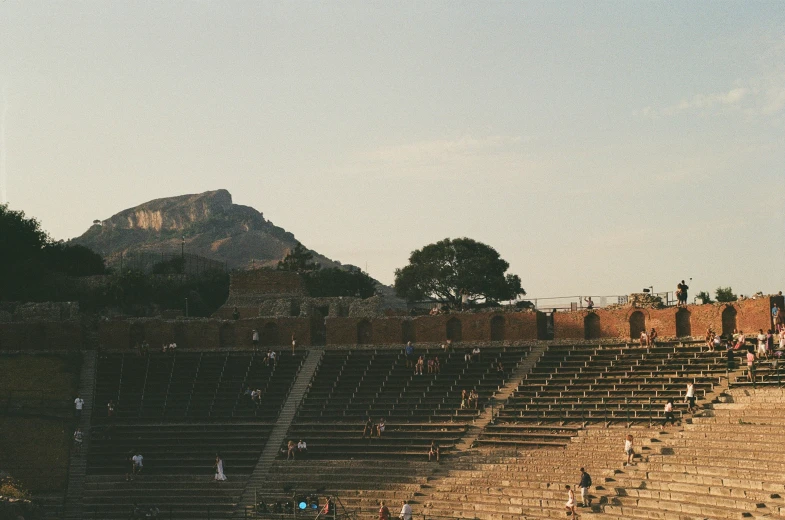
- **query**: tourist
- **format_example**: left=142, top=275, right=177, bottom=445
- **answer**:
left=378, top=501, right=390, bottom=520
left=297, top=439, right=307, bottom=456
left=291, top=334, right=297, bottom=356
left=132, top=451, right=144, bottom=476
left=726, top=344, right=735, bottom=371
left=415, top=355, right=424, bottom=375
left=232, top=306, right=240, bottom=320
left=564, top=485, right=578, bottom=519
left=677, top=280, right=689, bottom=307
left=460, top=390, right=468, bottom=409
left=773, top=303, right=781, bottom=329
left=639, top=330, right=648, bottom=347
left=376, top=418, right=385, bottom=437
left=125, top=451, right=135, bottom=481
left=405, top=342, right=415, bottom=368
left=736, top=330, right=746, bottom=350
left=713, top=333, right=722, bottom=351
left=168, top=341, right=177, bottom=353
left=579, top=467, right=592, bottom=507
left=496, top=361, right=504, bottom=373
left=584, top=297, right=594, bottom=310
left=363, top=417, right=373, bottom=438
left=661, top=399, right=677, bottom=429
left=624, top=434, right=634, bottom=466
left=433, top=356, right=440, bottom=374
left=252, top=329, right=260, bottom=348
left=107, top=400, right=115, bottom=418
left=73, top=428, right=83, bottom=455
left=471, top=346, right=481, bottom=362
left=269, top=350, right=277, bottom=366
left=264, top=349, right=272, bottom=366
left=428, top=440, right=439, bottom=462
left=649, top=328, right=658, bottom=346
left=464, top=348, right=472, bottom=363
left=705, top=328, right=714, bottom=349
left=141, top=340, right=150, bottom=355
left=399, top=500, right=412, bottom=520
left=469, top=389, right=479, bottom=409
left=746, top=349, right=756, bottom=382
left=685, top=382, right=696, bottom=413
left=74, top=394, right=84, bottom=420
left=780, top=329, right=785, bottom=351
left=287, top=440, right=296, bottom=460
left=214, top=455, right=227, bottom=481
left=161, top=343, right=168, bottom=353
left=757, top=329, right=768, bottom=359
left=427, top=356, right=435, bottom=374
left=767, top=330, right=775, bottom=358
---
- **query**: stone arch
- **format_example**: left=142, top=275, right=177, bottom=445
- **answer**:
left=219, top=322, right=235, bottom=349
left=675, top=308, right=691, bottom=338
left=584, top=313, right=601, bottom=340
left=129, top=322, right=145, bottom=348
left=263, top=322, right=279, bottom=347
left=401, top=320, right=416, bottom=344
left=357, top=320, right=372, bottom=345
left=722, top=306, right=737, bottom=336
left=490, top=315, right=505, bottom=341
left=629, top=311, right=646, bottom=340
left=446, top=317, right=462, bottom=342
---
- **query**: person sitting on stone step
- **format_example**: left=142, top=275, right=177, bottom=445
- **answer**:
left=428, top=440, right=440, bottom=462
left=297, top=439, right=307, bottom=456
left=363, top=417, right=373, bottom=438
left=287, top=440, right=296, bottom=460
left=376, top=418, right=385, bottom=437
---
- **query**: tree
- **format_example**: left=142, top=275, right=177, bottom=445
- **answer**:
left=394, top=237, right=525, bottom=305
left=696, top=291, right=713, bottom=304
left=715, top=286, right=737, bottom=303
left=305, top=267, right=377, bottom=298
left=277, top=243, right=320, bottom=272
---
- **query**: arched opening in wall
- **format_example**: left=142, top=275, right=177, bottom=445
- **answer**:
left=629, top=311, right=646, bottom=340
left=129, top=322, right=145, bottom=348
left=584, top=313, right=601, bottom=340
left=310, top=307, right=327, bottom=346
left=263, top=322, right=279, bottom=347
left=446, top=318, right=462, bottom=342
left=402, top=320, right=416, bottom=344
left=219, top=323, right=234, bottom=349
left=722, top=306, right=737, bottom=336
left=357, top=320, right=372, bottom=345
left=490, top=315, right=505, bottom=341
left=290, top=301, right=301, bottom=317
left=675, top=308, right=691, bottom=338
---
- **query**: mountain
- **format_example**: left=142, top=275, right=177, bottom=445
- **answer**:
left=69, top=189, right=348, bottom=271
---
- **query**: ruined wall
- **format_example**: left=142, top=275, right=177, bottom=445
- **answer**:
left=552, top=296, right=780, bottom=341
left=0, top=322, right=83, bottom=351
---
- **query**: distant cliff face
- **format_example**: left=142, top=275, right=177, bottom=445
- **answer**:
left=70, top=189, right=343, bottom=270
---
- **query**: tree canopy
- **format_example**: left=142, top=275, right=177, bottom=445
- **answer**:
left=277, top=243, right=376, bottom=298
left=1, top=204, right=106, bottom=300
left=394, top=237, right=525, bottom=305
left=715, top=286, right=737, bottom=303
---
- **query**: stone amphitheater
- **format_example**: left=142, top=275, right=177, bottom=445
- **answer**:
left=49, top=334, right=785, bottom=520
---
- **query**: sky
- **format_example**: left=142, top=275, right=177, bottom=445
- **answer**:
left=1, top=1, right=784, bottom=299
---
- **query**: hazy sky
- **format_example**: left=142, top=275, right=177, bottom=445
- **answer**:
left=1, top=1, right=784, bottom=299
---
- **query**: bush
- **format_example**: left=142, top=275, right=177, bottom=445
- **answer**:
left=715, top=287, right=737, bottom=303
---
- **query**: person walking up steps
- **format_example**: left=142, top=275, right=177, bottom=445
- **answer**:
left=661, top=399, right=677, bottom=429
left=564, top=485, right=578, bottom=519
left=578, top=468, right=592, bottom=507
left=624, top=434, right=634, bottom=466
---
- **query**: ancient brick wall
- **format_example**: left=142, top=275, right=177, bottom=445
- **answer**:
left=228, top=270, right=306, bottom=299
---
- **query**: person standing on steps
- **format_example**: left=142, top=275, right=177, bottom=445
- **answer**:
left=399, top=500, right=412, bottom=520
left=624, top=434, right=634, bottom=466
left=214, top=454, right=227, bottom=481
left=252, top=329, right=260, bottom=349
left=564, top=485, right=578, bottom=519
left=661, top=399, right=677, bottom=429
left=378, top=501, right=390, bottom=520
left=74, top=395, right=84, bottom=420
left=291, top=334, right=297, bottom=356
left=579, top=468, right=592, bottom=507
left=685, top=382, right=696, bottom=413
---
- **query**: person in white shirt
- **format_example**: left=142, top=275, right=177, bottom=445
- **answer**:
left=252, top=330, right=260, bottom=347
left=399, top=501, right=412, bottom=520
left=757, top=329, right=768, bottom=359
left=74, top=396, right=84, bottom=419
left=685, top=382, right=696, bottom=413
left=297, top=440, right=307, bottom=455
left=132, top=453, right=143, bottom=475
left=73, top=428, right=83, bottom=454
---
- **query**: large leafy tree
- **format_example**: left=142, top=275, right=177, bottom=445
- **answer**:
left=394, top=237, right=525, bottom=305
left=276, top=243, right=320, bottom=272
